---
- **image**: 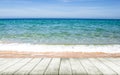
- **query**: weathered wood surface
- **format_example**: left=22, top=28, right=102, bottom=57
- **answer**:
left=0, top=58, right=120, bottom=75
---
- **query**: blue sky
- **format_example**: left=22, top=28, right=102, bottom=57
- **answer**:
left=0, top=0, right=120, bottom=18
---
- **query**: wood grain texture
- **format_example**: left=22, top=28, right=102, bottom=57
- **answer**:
left=89, top=58, right=117, bottom=75
left=2, top=58, right=32, bottom=75
left=98, top=58, right=120, bottom=74
left=14, top=58, right=42, bottom=75
left=79, top=58, right=102, bottom=75
left=44, top=58, right=60, bottom=75
left=59, top=58, right=72, bottom=75
left=69, top=58, right=87, bottom=75
left=29, top=58, right=51, bottom=75
left=0, top=58, right=120, bottom=75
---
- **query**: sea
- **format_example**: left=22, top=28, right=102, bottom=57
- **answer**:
left=0, top=18, right=120, bottom=52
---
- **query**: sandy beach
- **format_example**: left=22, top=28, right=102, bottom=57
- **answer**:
left=0, top=51, right=120, bottom=58
left=0, top=43, right=120, bottom=58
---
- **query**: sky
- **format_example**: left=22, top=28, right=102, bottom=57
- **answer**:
left=0, top=0, right=120, bottom=19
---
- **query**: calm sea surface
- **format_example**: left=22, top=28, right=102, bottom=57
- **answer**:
left=0, top=19, right=120, bottom=44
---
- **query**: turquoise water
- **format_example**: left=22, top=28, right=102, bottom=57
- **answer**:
left=0, top=19, right=120, bottom=44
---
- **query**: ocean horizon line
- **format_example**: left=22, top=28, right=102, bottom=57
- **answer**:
left=0, top=18, right=120, bottom=20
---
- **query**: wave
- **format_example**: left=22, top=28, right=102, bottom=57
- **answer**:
left=0, top=42, right=120, bottom=53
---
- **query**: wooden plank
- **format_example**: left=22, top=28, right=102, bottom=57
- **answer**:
left=69, top=58, right=87, bottom=75
left=0, top=58, right=3, bottom=61
left=1, top=58, right=32, bottom=75
left=0, top=58, right=120, bottom=75
left=59, top=58, right=72, bottom=75
left=98, top=58, right=120, bottom=74
left=0, top=58, right=17, bottom=66
left=0, top=58, right=13, bottom=66
left=14, top=58, right=42, bottom=75
left=44, top=58, right=60, bottom=75
left=29, top=58, right=51, bottom=75
left=89, top=58, right=117, bottom=75
left=106, top=58, right=120, bottom=66
left=79, top=58, right=102, bottom=75
left=0, top=58, right=22, bottom=73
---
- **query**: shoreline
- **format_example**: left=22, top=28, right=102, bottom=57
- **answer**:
left=0, top=43, right=120, bottom=53
left=0, top=43, right=119, bottom=58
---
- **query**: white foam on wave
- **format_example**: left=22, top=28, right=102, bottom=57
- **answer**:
left=0, top=43, right=120, bottom=53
